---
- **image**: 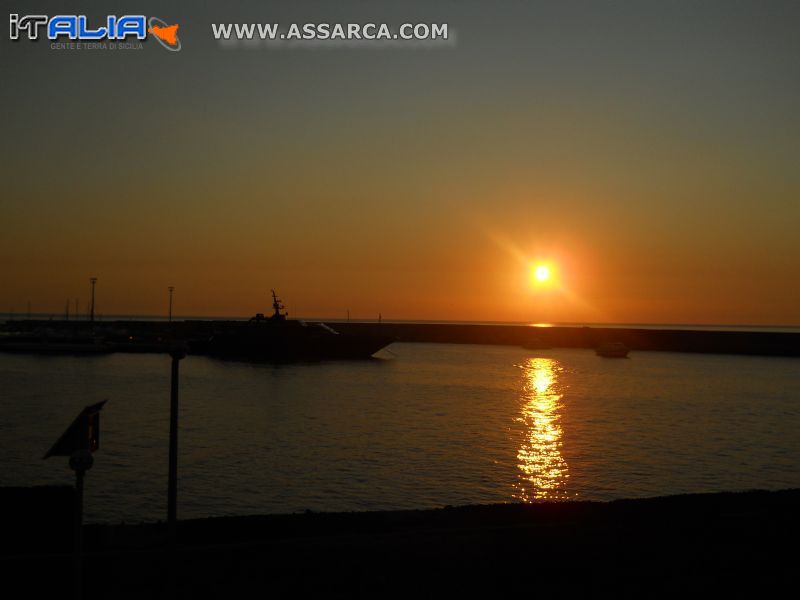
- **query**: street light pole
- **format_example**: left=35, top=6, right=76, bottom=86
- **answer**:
left=89, top=277, right=97, bottom=322
left=167, top=346, right=186, bottom=544
left=168, top=286, right=175, bottom=322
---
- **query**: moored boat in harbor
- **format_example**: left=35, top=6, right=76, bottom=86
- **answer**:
left=205, top=291, right=394, bottom=361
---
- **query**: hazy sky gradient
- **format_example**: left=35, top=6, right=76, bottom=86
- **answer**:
left=2, top=1, right=799, bottom=324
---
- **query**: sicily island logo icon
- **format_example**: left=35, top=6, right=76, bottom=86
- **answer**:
left=148, top=17, right=181, bottom=51
left=9, top=14, right=182, bottom=52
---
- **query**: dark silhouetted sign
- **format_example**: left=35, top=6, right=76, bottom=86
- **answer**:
left=43, top=400, right=107, bottom=459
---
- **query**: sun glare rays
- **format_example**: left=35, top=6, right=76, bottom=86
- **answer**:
left=483, top=225, right=609, bottom=323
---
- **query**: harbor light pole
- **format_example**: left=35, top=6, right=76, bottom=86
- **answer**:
left=168, top=286, right=175, bottom=322
left=167, top=345, right=186, bottom=544
left=89, top=277, right=97, bottom=322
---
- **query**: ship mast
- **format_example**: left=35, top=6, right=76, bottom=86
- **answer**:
left=270, top=289, right=287, bottom=321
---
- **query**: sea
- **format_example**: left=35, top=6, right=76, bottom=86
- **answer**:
left=1, top=341, right=799, bottom=523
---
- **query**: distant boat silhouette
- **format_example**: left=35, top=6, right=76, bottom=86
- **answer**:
left=595, top=342, right=630, bottom=358
left=206, top=290, right=394, bottom=361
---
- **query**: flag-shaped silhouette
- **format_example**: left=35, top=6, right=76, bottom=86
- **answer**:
left=43, top=400, right=107, bottom=459
left=149, top=23, right=179, bottom=46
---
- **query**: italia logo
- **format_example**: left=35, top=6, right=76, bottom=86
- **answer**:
left=9, top=14, right=181, bottom=51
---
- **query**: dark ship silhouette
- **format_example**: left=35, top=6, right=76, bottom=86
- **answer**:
left=205, top=290, right=394, bottom=361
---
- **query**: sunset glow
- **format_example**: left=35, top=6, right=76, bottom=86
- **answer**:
left=1, top=2, right=798, bottom=327
left=3, top=4, right=800, bottom=598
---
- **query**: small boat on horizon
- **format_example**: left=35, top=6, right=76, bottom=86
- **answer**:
left=595, top=342, right=630, bottom=358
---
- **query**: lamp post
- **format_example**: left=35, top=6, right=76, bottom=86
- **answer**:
left=167, top=345, right=186, bottom=543
left=168, top=286, right=175, bottom=322
left=89, top=277, right=97, bottom=322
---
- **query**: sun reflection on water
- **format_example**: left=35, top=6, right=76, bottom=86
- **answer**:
left=513, top=357, right=570, bottom=501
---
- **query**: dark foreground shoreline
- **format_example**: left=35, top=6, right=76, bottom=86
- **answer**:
left=3, top=318, right=800, bottom=356
left=2, top=487, right=798, bottom=597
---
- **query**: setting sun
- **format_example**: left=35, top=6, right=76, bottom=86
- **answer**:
left=528, top=262, right=559, bottom=295
left=530, top=263, right=554, bottom=288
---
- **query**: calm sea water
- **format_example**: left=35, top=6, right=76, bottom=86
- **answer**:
left=1, top=343, right=799, bottom=523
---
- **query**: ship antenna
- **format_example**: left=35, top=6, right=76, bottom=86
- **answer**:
left=271, top=289, right=286, bottom=318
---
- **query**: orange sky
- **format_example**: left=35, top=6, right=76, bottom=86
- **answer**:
left=2, top=2, right=799, bottom=325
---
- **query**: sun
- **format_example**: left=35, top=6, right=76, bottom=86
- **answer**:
left=529, top=263, right=556, bottom=289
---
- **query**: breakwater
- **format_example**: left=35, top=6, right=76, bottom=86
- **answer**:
left=2, top=319, right=799, bottom=356
left=333, top=322, right=800, bottom=356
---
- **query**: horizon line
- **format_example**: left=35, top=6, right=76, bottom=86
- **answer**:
left=6, top=312, right=800, bottom=331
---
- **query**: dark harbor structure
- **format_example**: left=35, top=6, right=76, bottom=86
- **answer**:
left=0, top=291, right=395, bottom=361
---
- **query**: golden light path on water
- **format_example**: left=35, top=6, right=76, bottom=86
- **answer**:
left=513, top=357, right=570, bottom=501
